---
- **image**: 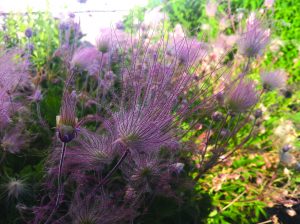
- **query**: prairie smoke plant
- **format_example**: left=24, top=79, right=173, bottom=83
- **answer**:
left=63, top=129, right=116, bottom=172
left=56, top=91, right=78, bottom=143
left=225, top=79, right=258, bottom=112
left=122, top=153, right=172, bottom=195
left=0, top=90, right=11, bottom=129
left=168, top=37, right=208, bottom=65
left=34, top=26, right=265, bottom=223
left=71, top=47, right=102, bottom=76
left=237, top=14, right=270, bottom=58
left=67, top=192, right=136, bottom=224
left=261, top=70, right=287, bottom=91
left=1, top=177, right=27, bottom=201
left=1, top=124, right=28, bottom=154
left=0, top=48, right=30, bottom=92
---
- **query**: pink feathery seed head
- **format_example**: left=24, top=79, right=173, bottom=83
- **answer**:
left=96, top=28, right=130, bottom=53
left=169, top=37, right=209, bottom=65
left=57, top=91, right=78, bottom=143
left=122, top=153, right=168, bottom=193
left=261, top=69, right=287, bottom=90
left=0, top=48, right=30, bottom=92
left=108, top=31, right=217, bottom=154
left=237, top=13, right=270, bottom=58
left=96, top=29, right=112, bottom=53
left=205, top=0, right=218, bottom=17
left=71, top=47, right=102, bottom=75
left=264, top=0, right=274, bottom=8
left=68, top=191, right=137, bottom=224
left=225, top=79, right=258, bottom=112
left=112, top=107, right=175, bottom=154
left=63, top=129, right=117, bottom=172
left=1, top=124, right=27, bottom=154
left=0, top=90, right=11, bottom=128
left=213, top=34, right=238, bottom=56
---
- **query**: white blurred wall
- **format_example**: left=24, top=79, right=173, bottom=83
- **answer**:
left=0, top=0, right=148, bottom=43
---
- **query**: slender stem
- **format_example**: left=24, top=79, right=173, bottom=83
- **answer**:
left=55, top=142, right=67, bottom=206
left=0, top=151, right=6, bottom=172
left=44, top=142, right=67, bottom=224
left=221, top=191, right=246, bottom=211
left=98, top=148, right=129, bottom=186
left=227, top=0, right=236, bottom=33
left=243, top=57, right=251, bottom=73
left=199, top=120, right=213, bottom=169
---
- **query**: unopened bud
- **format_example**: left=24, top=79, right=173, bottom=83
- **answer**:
left=211, top=111, right=223, bottom=121
left=254, top=109, right=262, bottom=119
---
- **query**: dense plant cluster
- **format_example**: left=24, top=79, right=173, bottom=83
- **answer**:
left=0, top=1, right=298, bottom=224
left=126, top=0, right=300, bottom=223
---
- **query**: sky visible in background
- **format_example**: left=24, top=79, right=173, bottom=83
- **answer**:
left=0, top=0, right=148, bottom=42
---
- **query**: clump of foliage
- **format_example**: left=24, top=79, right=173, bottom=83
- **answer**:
left=129, top=0, right=299, bottom=223
left=0, top=2, right=298, bottom=224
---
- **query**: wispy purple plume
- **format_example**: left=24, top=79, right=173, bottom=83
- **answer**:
left=225, top=78, right=258, bottom=112
left=71, top=47, right=102, bottom=76
left=237, top=13, right=270, bottom=58
left=261, top=69, right=287, bottom=90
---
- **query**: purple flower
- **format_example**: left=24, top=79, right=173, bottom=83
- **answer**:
left=25, top=28, right=33, bottom=38
left=68, top=12, right=76, bottom=18
left=237, top=14, right=270, bottom=58
left=71, top=47, right=102, bottom=75
left=169, top=37, right=208, bottom=65
left=261, top=70, right=287, bottom=90
left=1, top=124, right=27, bottom=154
left=59, top=22, right=69, bottom=31
left=225, top=79, right=258, bottom=112
left=64, top=130, right=117, bottom=172
left=116, top=21, right=125, bottom=30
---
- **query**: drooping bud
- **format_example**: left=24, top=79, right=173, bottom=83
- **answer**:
left=216, top=92, right=224, bottom=104
left=282, top=145, right=292, bottom=153
left=254, top=109, right=263, bottom=119
left=57, top=92, right=78, bottom=143
left=211, top=111, right=223, bottom=121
